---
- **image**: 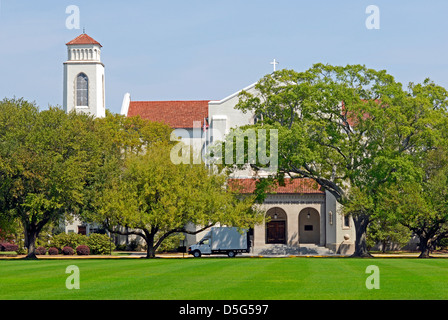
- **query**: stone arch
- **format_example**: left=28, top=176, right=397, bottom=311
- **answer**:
left=298, top=208, right=320, bottom=245
left=265, top=207, right=287, bottom=244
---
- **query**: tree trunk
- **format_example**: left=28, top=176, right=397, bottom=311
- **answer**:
left=146, top=244, right=156, bottom=259
left=418, top=236, right=431, bottom=258
left=351, top=213, right=373, bottom=258
left=381, top=240, right=387, bottom=253
left=144, top=229, right=157, bottom=259
left=24, top=228, right=38, bottom=260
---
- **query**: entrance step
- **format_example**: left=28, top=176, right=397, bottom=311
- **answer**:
left=249, top=244, right=336, bottom=256
left=298, top=244, right=336, bottom=256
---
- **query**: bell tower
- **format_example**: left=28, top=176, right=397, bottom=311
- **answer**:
left=63, top=33, right=105, bottom=118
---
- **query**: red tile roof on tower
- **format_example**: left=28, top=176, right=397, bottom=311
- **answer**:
left=228, top=178, right=325, bottom=194
left=66, top=33, right=102, bottom=47
left=127, top=100, right=210, bottom=129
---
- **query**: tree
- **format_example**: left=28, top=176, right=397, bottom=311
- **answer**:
left=0, top=98, right=102, bottom=259
left=96, top=142, right=263, bottom=258
left=382, top=148, right=448, bottom=258
left=230, top=65, right=448, bottom=257
left=0, top=215, right=20, bottom=243
left=78, top=111, right=174, bottom=224
left=366, top=213, right=411, bottom=253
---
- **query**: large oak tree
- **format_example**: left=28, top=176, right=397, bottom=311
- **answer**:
left=228, top=64, right=448, bottom=257
left=96, top=142, right=263, bottom=258
left=379, top=147, right=448, bottom=258
left=0, top=98, right=102, bottom=259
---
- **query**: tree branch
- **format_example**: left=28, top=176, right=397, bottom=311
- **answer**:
left=105, top=222, right=148, bottom=242
left=153, top=223, right=216, bottom=251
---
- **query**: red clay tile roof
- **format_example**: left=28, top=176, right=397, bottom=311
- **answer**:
left=342, top=100, right=377, bottom=127
left=228, top=178, right=325, bottom=194
left=66, top=33, right=102, bottom=47
left=127, top=100, right=210, bottom=129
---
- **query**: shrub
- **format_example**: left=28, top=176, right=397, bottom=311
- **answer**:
left=76, top=245, right=90, bottom=256
left=48, top=247, right=59, bottom=255
left=156, top=233, right=185, bottom=253
left=62, top=246, right=74, bottom=255
left=127, top=239, right=141, bottom=252
left=439, top=238, right=448, bottom=249
left=115, top=243, right=127, bottom=251
left=49, top=233, right=88, bottom=251
left=36, top=247, right=47, bottom=255
left=87, top=233, right=115, bottom=255
left=36, top=231, right=52, bottom=249
left=16, top=246, right=27, bottom=255
left=0, top=243, right=19, bottom=252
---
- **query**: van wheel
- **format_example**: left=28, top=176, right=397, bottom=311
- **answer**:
left=193, top=250, right=201, bottom=258
left=227, top=251, right=236, bottom=258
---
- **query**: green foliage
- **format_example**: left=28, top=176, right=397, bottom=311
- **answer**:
left=229, top=64, right=448, bottom=256
left=87, top=233, right=115, bottom=255
left=155, top=232, right=185, bottom=253
left=0, top=98, right=105, bottom=258
left=79, top=112, right=175, bottom=224
left=98, top=142, right=264, bottom=258
left=36, top=230, right=53, bottom=248
left=439, top=238, right=448, bottom=249
left=381, top=148, right=448, bottom=257
left=233, top=65, right=448, bottom=202
left=366, top=217, right=411, bottom=252
left=0, top=217, right=22, bottom=243
left=47, top=232, right=115, bottom=255
left=49, top=233, right=88, bottom=251
left=125, top=239, right=142, bottom=251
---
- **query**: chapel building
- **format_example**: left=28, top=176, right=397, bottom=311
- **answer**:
left=63, top=33, right=356, bottom=255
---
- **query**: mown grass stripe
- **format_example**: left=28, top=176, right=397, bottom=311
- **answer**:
left=1, top=258, right=447, bottom=300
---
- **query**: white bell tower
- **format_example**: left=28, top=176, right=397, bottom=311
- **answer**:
left=63, top=33, right=106, bottom=118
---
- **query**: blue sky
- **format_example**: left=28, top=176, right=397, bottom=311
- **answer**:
left=1, top=0, right=447, bottom=114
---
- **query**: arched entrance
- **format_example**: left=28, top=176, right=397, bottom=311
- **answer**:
left=265, top=208, right=287, bottom=244
left=299, top=208, right=320, bottom=245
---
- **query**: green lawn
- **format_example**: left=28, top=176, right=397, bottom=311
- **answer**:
left=0, top=257, right=447, bottom=300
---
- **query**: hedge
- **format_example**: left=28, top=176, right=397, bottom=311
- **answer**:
left=87, top=233, right=115, bottom=255
left=48, top=247, right=59, bottom=255
left=49, top=233, right=88, bottom=251
left=0, top=243, right=19, bottom=252
left=49, top=233, right=114, bottom=255
left=62, top=246, right=74, bottom=255
left=76, top=245, right=90, bottom=256
left=36, top=247, right=47, bottom=255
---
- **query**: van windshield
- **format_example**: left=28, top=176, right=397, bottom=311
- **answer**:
left=199, top=232, right=211, bottom=245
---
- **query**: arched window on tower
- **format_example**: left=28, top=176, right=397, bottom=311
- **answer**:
left=76, top=73, right=89, bottom=107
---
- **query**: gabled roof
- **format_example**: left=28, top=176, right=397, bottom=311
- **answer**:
left=66, top=33, right=102, bottom=47
left=228, top=178, right=325, bottom=194
left=127, top=100, right=210, bottom=129
left=209, top=82, right=257, bottom=105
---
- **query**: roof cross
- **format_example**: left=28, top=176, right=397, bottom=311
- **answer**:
left=270, top=59, right=279, bottom=72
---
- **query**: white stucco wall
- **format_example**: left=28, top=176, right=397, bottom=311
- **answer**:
left=325, top=191, right=355, bottom=254
left=208, top=83, right=258, bottom=143
left=63, top=43, right=105, bottom=118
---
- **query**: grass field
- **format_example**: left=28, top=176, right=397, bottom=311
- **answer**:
left=1, top=257, right=447, bottom=300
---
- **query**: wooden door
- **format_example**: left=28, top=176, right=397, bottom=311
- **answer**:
left=78, top=226, right=87, bottom=235
left=266, top=221, right=286, bottom=244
